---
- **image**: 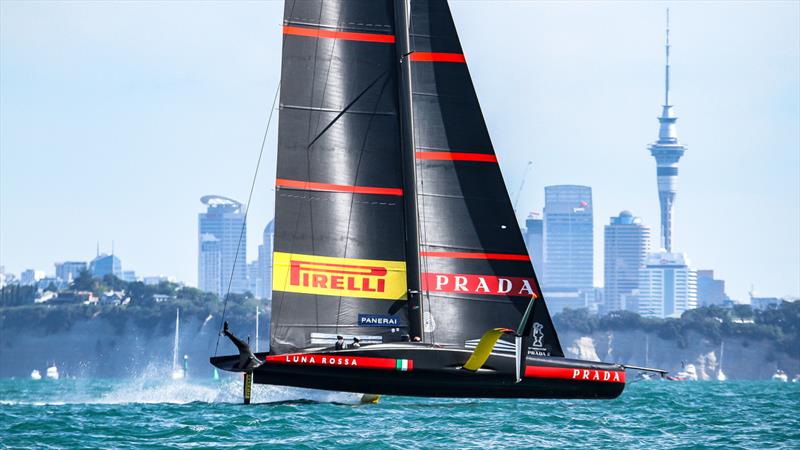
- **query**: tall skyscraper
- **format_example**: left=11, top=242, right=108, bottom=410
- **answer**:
left=523, top=213, right=544, bottom=275
left=90, top=254, right=121, bottom=278
left=256, top=219, right=275, bottom=300
left=198, top=195, right=247, bottom=297
left=543, top=185, right=593, bottom=291
left=648, top=10, right=687, bottom=252
left=638, top=252, right=697, bottom=318
left=604, top=211, right=651, bottom=313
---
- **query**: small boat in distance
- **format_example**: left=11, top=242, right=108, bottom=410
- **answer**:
left=667, top=362, right=698, bottom=381
left=772, top=370, right=788, bottom=382
left=171, top=308, right=185, bottom=380
left=717, top=342, right=727, bottom=381
left=30, top=369, right=41, bottom=380
left=46, top=364, right=59, bottom=380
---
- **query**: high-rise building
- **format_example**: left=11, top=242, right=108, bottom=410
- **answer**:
left=198, top=233, right=222, bottom=294
left=696, top=270, right=727, bottom=306
left=648, top=10, right=687, bottom=253
left=89, top=254, right=121, bottom=278
left=543, top=185, right=593, bottom=292
left=247, top=261, right=260, bottom=296
left=198, top=195, right=247, bottom=297
left=256, top=219, right=275, bottom=300
left=20, top=269, right=45, bottom=286
left=604, top=211, right=650, bottom=313
left=55, top=261, right=87, bottom=283
left=523, top=213, right=544, bottom=275
left=638, top=252, right=697, bottom=318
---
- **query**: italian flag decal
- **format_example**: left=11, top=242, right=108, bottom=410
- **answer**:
left=395, top=359, right=411, bottom=371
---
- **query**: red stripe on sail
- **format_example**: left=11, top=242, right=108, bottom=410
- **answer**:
left=415, top=152, right=497, bottom=163
left=283, top=25, right=396, bottom=44
left=420, top=251, right=529, bottom=261
left=276, top=178, right=403, bottom=196
left=525, top=366, right=626, bottom=384
left=410, top=52, right=466, bottom=63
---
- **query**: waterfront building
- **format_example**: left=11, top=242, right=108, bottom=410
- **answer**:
left=523, top=213, right=544, bottom=275
left=55, top=261, right=87, bottom=283
left=256, top=219, right=275, bottom=300
left=638, top=252, right=697, bottom=318
left=198, top=195, right=247, bottom=297
left=542, top=288, right=594, bottom=315
left=648, top=10, right=687, bottom=253
left=603, top=211, right=651, bottom=313
left=543, top=185, right=593, bottom=292
left=20, top=269, right=45, bottom=286
left=697, top=270, right=727, bottom=306
left=748, top=293, right=798, bottom=310
left=143, top=275, right=176, bottom=285
left=121, top=270, right=138, bottom=283
left=90, top=254, right=122, bottom=278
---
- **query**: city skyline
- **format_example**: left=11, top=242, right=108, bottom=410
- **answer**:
left=1, top=2, right=798, bottom=302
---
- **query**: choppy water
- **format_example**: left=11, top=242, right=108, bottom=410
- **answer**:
left=1, top=376, right=798, bottom=449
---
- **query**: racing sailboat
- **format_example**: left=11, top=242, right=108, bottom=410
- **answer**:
left=212, top=0, right=652, bottom=399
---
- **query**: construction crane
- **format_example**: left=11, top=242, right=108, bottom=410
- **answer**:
left=512, top=161, right=533, bottom=213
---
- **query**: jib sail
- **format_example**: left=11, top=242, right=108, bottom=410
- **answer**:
left=400, top=0, right=563, bottom=355
left=271, top=0, right=408, bottom=353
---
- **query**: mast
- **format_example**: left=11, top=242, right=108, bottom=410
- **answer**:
left=394, top=0, right=424, bottom=340
left=172, top=308, right=180, bottom=371
left=255, top=305, right=259, bottom=353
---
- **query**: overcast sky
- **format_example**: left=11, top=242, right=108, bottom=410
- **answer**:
left=2, top=1, right=798, bottom=302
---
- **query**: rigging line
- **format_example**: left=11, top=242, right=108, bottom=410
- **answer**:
left=310, top=15, right=341, bottom=153
left=306, top=69, right=390, bottom=149
left=214, top=81, right=281, bottom=356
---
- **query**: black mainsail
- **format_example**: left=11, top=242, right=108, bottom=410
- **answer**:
left=213, top=0, right=631, bottom=399
left=271, top=0, right=408, bottom=353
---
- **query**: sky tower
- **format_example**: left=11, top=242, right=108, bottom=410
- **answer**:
left=648, top=9, right=687, bottom=252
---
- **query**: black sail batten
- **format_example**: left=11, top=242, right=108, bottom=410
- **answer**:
left=270, top=0, right=409, bottom=354
left=407, top=0, right=562, bottom=356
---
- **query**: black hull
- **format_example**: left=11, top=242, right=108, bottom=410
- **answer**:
left=211, top=344, right=625, bottom=399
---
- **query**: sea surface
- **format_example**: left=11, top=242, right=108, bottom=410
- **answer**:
left=1, top=376, right=798, bottom=449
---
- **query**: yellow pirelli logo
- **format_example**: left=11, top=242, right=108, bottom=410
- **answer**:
left=273, top=252, right=407, bottom=300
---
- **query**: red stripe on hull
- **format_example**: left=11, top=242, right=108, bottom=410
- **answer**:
left=420, top=251, right=529, bottom=261
left=283, top=25, right=396, bottom=43
left=525, top=366, right=626, bottom=383
left=415, top=152, right=497, bottom=162
left=276, top=178, right=403, bottom=197
left=410, top=52, right=466, bottom=63
left=265, top=354, right=412, bottom=371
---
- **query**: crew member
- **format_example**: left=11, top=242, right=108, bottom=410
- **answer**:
left=335, top=335, right=345, bottom=350
left=350, top=337, right=361, bottom=349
